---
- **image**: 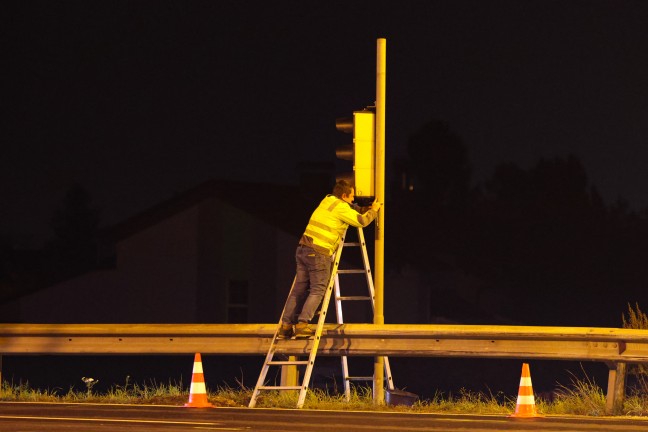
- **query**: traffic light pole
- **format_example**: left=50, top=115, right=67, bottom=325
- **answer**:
left=373, top=38, right=386, bottom=405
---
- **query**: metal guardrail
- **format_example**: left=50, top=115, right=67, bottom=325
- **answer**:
left=2, top=323, right=648, bottom=414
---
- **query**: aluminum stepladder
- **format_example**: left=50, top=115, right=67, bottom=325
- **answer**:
left=248, top=227, right=394, bottom=409
left=248, top=229, right=348, bottom=409
left=334, top=226, right=394, bottom=400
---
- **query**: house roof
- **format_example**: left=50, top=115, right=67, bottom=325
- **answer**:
left=103, top=179, right=313, bottom=241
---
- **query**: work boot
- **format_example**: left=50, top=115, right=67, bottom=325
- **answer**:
left=277, top=323, right=294, bottom=339
left=294, top=322, right=315, bottom=338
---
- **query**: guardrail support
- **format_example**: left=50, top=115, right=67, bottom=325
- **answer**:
left=280, top=356, right=298, bottom=388
left=605, top=362, right=627, bottom=415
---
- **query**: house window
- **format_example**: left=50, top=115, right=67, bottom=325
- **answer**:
left=227, top=280, right=249, bottom=323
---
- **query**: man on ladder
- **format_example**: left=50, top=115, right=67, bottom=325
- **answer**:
left=280, top=179, right=382, bottom=339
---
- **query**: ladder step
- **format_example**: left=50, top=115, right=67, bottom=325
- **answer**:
left=259, top=385, right=303, bottom=391
left=338, top=296, right=372, bottom=301
left=343, top=242, right=362, bottom=247
left=268, top=360, right=309, bottom=366
left=337, top=269, right=366, bottom=274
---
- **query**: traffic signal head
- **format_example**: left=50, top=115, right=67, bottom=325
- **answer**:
left=335, top=109, right=375, bottom=199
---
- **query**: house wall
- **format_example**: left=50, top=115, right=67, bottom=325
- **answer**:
left=0, top=269, right=122, bottom=323
left=0, top=196, right=299, bottom=324
left=201, top=198, right=297, bottom=323
left=274, top=229, right=298, bottom=319
left=113, top=205, right=200, bottom=322
left=385, top=264, right=427, bottom=323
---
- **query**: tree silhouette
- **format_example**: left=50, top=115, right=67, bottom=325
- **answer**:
left=47, top=184, right=100, bottom=279
left=388, top=119, right=475, bottom=271
left=406, top=119, right=472, bottom=212
left=464, top=155, right=648, bottom=325
left=389, top=117, right=648, bottom=326
left=0, top=235, right=14, bottom=301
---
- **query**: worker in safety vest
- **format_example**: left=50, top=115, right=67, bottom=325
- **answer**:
left=280, top=180, right=382, bottom=338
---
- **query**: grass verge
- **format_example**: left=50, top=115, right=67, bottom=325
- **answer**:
left=2, top=377, right=648, bottom=416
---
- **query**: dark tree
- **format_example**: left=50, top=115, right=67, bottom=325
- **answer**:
left=47, top=184, right=100, bottom=278
left=0, top=235, right=14, bottom=301
left=406, top=119, right=472, bottom=212
left=389, top=119, right=475, bottom=271
left=387, top=120, right=648, bottom=327
left=466, top=155, right=648, bottom=326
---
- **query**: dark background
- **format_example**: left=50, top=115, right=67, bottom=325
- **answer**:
left=3, top=0, right=648, bottom=400
left=3, top=1, right=648, bottom=245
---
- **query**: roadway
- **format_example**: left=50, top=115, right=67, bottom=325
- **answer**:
left=1, top=402, right=647, bottom=431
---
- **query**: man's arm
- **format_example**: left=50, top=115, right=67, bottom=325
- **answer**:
left=339, top=200, right=383, bottom=228
left=352, top=200, right=382, bottom=214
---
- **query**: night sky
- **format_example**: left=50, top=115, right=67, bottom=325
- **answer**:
left=4, top=0, right=648, bottom=248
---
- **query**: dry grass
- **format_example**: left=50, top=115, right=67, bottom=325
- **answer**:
left=545, top=370, right=607, bottom=416
left=621, top=302, right=648, bottom=416
left=3, top=368, right=648, bottom=416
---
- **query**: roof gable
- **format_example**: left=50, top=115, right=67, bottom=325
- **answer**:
left=103, top=179, right=312, bottom=241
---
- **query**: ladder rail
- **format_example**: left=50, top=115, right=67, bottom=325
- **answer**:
left=249, top=276, right=297, bottom=408
left=333, top=272, right=350, bottom=400
left=295, top=234, right=346, bottom=408
left=356, top=227, right=395, bottom=393
left=334, top=227, right=395, bottom=400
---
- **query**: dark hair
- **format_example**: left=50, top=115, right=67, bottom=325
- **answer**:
left=332, top=180, right=353, bottom=198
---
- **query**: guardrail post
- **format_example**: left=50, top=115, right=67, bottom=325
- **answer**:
left=605, top=362, right=627, bottom=415
left=280, top=356, right=298, bottom=388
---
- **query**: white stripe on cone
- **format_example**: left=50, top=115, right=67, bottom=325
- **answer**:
left=190, top=382, right=207, bottom=394
left=519, top=376, right=532, bottom=386
left=516, top=395, right=535, bottom=405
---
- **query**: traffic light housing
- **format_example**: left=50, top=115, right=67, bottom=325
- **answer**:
left=335, top=109, right=375, bottom=199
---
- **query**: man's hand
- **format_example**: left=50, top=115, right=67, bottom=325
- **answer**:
left=371, top=200, right=382, bottom=212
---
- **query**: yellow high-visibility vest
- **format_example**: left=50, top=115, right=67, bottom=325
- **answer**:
left=300, top=195, right=377, bottom=256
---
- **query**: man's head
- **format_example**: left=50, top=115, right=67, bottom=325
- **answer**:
left=332, top=180, right=355, bottom=204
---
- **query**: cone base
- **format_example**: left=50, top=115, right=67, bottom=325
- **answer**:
left=508, top=412, right=543, bottom=419
left=184, top=401, right=215, bottom=408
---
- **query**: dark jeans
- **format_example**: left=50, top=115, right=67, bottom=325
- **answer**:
left=282, top=245, right=332, bottom=324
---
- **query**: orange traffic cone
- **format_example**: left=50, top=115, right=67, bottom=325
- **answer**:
left=184, top=353, right=214, bottom=408
left=509, top=363, right=541, bottom=418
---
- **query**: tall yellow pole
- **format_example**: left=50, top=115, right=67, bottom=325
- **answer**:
left=373, top=38, right=386, bottom=404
